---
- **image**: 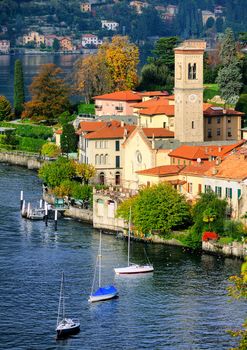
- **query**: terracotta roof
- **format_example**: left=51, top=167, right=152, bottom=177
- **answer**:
left=203, top=106, right=244, bottom=116
left=169, top=141, right=245, bottom=160
left=203, top=103, right=213, bottom=111
left=93, top=90, right=142, bottom=101
left=136, top=165, right=182, bottom=176
left=204, top=153, right=247, bottom=180
left=169, top=145, right=208, bottom=160
left=142, top=128, right=174, bottom=138
left=140, top=104, right=174, bottom=116
left=141, top=91, right=169, bottom=97
left=84, top=122, right=135, bottom=139
left=77, top=121, right=107, bottom=134
left=180, top=162, right=213, bottom=175
left=131, top=96, right=170, bottom=108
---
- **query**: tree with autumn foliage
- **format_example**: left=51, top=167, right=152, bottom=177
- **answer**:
left=74, top=162, right=96, bottom=184
left=73, top=36, right=139, bottom=101
left=22, top=64, right=70, bottom=122
left=103, top=36, right=139, bottom=91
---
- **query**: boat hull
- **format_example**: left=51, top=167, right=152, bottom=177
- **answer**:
left=89, top=285, right=118, bottom=303
left=114, top=264, right=154, bottom=275
left=56, top=320, right=80, bottom=338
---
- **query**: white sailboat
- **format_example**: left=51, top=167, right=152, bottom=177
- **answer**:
left=89, top=231, right=118, bottom=303
left=114, top=208, right=154, bottom=275
left=56, top=272, right=80, bottom=338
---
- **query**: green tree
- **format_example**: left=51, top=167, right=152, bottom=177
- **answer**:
left=0, top=96, right=12, bottom=121
left=14, top=59, right=25, bottom=117
left=215, top=17, right=224, bottom=33
left=148, top=37, right=180, bottom=71
left=60, top=122, right=78, bottom=155
left=216, top=28, right=242, bottom=105
left=206, top=17, right=215, bottom=29
left=228, top=260, right=247, bottom=349
left=235, top=94, right=247, bottom=117
left=186, top=191, right=227, bottom=249
left=117, top=183, right=191, bottom=236
left=53, top=38, right=60, bottom=52
left=74, top=162, right=96, bottom=184
left=38, top=157, right=75, bottom=188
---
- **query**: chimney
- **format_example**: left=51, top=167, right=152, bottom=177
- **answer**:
left=218, top=146, right=222, bottom=152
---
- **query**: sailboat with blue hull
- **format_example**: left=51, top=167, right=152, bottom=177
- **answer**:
left=89, top=231, right=118, bottom=303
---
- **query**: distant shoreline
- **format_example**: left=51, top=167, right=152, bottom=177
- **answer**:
left=1, top=48, right=98, bottom=56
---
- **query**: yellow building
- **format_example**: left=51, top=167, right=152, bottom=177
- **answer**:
left=23, top=32, right=45, bottom=46
left=80, top=2, right=91, bottom=12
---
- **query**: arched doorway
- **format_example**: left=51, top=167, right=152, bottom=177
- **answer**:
left=99, top=172, right=105, bottom=185
left=115, top=171, right=120, bottom=186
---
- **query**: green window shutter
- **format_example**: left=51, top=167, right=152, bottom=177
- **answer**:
left=238, top=189, right=242, bottom=199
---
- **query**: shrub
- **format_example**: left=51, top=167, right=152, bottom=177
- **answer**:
left=41, top=142, right=60, bottom=157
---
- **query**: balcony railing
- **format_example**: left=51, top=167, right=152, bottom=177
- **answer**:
left=115, top=106, right=123, bottom=111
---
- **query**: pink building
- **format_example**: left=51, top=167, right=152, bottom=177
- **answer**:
left=93, top=91, right=142, bottom=117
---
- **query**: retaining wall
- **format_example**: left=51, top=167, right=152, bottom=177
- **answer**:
left=0, top=151, right=43, bottom=169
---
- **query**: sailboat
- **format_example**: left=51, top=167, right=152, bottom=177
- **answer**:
left=56, top=272, right=80, bottom=338
left=114, top=208, right=154, bottom=275
left=89, top=231, right=118, bottom=303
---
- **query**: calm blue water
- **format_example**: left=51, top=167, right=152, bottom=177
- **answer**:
left=0, top=54, right=80, bottom=104
left=0, top=163, right=246, bottom=349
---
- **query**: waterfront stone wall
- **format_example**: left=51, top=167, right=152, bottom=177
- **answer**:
left=0, top=151, right=43, bottom=169
left=63, top=206, right=93, bottom=222
left=202, top=240, right=247, bottom=258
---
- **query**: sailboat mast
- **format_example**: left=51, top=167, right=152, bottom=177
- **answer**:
left=127, top=207, right=131, bottom=267
left=99, top=230, right=102, bottom=287
left=62, top=272, right=65, bottom=319
left=57, top=272, right=64, bottom=326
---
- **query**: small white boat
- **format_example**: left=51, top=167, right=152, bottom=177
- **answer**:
left=89, top=231, right=118, bottom=303
left=28, top=208, right=45, bottom=220
left=114, top=208, right=154, bottom=275
left=56, top=272, right=80, bottom=339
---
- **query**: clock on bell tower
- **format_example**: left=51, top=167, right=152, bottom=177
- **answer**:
left=174, top=40, right=206, bottom=143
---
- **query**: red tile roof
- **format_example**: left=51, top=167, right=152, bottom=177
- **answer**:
left=84, top=122, right=135, bottom=139
left=203, top=106, right=244, bottom=116
left=93, top=90, right=142, bottom=101
left=131, top=96, right=170, bottom=108
left=204, top=153, right=247, bottom=180
left=169, top=141, right=245, bottom=160
left=136, top=165, right=182, bottom=176
left=141, top=91, right=169, bottom=97
left=142, top=128, right=174, bottom=138
left=180, top=162, right=213, bottom=175
left=140, top=104, right=174, bottom=116
left=77, top=121, right=108, bottom=134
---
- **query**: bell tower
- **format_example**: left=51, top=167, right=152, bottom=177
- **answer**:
left=174, top=40, right=206, bottom=143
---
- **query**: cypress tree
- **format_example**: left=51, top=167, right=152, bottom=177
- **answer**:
left=14, top=59, right=25, bottom=117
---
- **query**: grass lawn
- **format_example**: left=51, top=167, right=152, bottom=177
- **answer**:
left=203, top=83, right=220, bottom=102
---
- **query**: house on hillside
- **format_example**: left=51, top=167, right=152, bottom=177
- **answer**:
left=93, top=91, right=142, bottom=117
left=0, top=40, right=10, bottom=53
left=101, top=20, right=119, bottom=31
left=81, top=34, right=102, bottom=47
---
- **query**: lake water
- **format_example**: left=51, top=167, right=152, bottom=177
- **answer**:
left=0, top=163, right=246, bottom=349
left=0, top=54, right=80, bottom=105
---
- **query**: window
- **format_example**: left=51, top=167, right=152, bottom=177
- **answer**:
left=100, top=154, right=104, bottom=164
left=228, top=118, right=231, bottom=123
left=225, top=187, right=232, bottom=199
left=163, top=122, right=166, bottom=128
left=172, top=158, right=175, bottom=164
left=238, top=189, right=242, bottom=199
left=208, top=117, right=212, bottom=124
left=115, top=171, right=120, bottom=185
left=215, top=186, right=222, bottom=198
left=178, top=159, right=180, bottom=165
left=188, top=63, right=196, bottom=80
left=217, top=117, right=221, bottom=124
left=104, top=154, right=108, bottom=165
left=204, top=185, right=211, bottom=193
left=183, top=160, right=186, bottom=165
left=150, top=117, right=152, bottom=123
left=95, top=154, right=99, bottom=165
left=115, top=140, right=120, bottom=151
left=116, top=155, right=120, bottom=168
left=207, top=128, right=212, bottom=138
left=192, top=121, right=195, bottom=129
left=198, top=184, right=202, bottom=193
left=179, top=185, right=182, bottom=193
left=217, top=128, right=221, bottom=136
left=228, top=128, right=232, bottom=137
left=188, top=183, right=193, bottom=193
